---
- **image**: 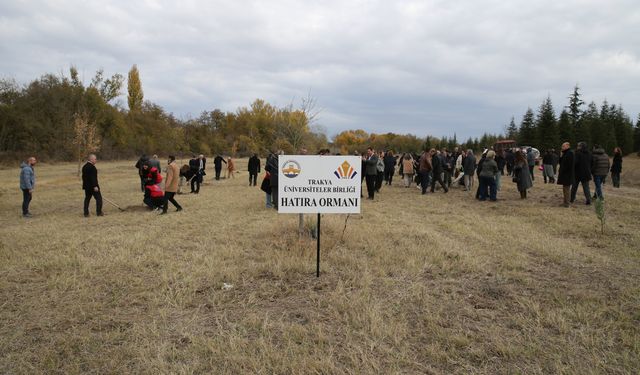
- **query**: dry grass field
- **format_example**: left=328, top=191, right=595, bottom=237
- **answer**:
left=1, top=156, right=639, bottom=374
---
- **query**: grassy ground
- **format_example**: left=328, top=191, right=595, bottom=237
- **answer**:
left=1, top=157, right=639, bottom=374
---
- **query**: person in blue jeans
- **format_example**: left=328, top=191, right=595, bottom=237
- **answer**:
left=478, top=150, right=498, bottom=201
left=19, top=156, right=37, bottom=217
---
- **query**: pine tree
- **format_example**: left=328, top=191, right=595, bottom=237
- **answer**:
left=591, top=100, right=616, bottom=150
left=127, top=64, right=144, bottom=112
left=518, top=108, right=536, bottom=146
left=506, top=116, right=518, bottom=140
left=578, top=102, right=598, bottom=146
left=566, top=85, right=584, bottom=144
left=558, top=109, right=572, bottom=144
left=536, top=96, right=559, bottom=151
left=633, top=114, right=640, bottom=154
left=610, top=105, right=634, bottom=155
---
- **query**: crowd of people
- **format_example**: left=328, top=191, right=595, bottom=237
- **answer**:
left=17, top=143, right=625, bottom=218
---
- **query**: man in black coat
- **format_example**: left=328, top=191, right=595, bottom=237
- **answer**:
left=188, top=155, right=200, bottom=193
left=557, top=142, right=574, bottom=207
left=82, top=154, right=103, bottom=217
left=213, top=154, right=227, bottom=180
left=248, top=154, right=261, bottom=186
left=571, top=142, right=592, bottom=205
left=430, top=149, right=448, bottom=193
left=134, top=154, right=148, bottom=192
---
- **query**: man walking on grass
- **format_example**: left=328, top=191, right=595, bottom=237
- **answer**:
left=557, top=142, right=574, bottom=208
left=19, top=156, right=37, bottom=218
left=161, top=155, right=183, bottom=214
left=82, top=154, right=103, bottom=217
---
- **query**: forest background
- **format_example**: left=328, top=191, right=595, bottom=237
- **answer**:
left=1, top=65, right=639, bottom=162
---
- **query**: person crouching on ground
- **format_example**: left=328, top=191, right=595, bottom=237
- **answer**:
left=143, top=163, right=164, bottom=210
left=478, top=150, right=498, bottom=201
left=513, top=150, right=533, bottom=199
left=161, top=155, right=183, bottom=214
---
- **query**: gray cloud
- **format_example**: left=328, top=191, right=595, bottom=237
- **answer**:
left=1, top=0, right=639, bottom=140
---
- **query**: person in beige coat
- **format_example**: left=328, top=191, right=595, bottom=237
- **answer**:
left=161, top=155, right=183, bottom=214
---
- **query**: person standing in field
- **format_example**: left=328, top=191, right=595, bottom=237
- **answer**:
left=213, top=154, right=226, bottom=180
left=148, top=154, right=161, bottom=172
left=161, top=155, right=182, bottom=214
left=402, top=153, right=414, bottom=188
left=82, top=154, right=103, bottom=217
left=494, top=149, right=505, bottom=191
left=383, top=151, right=396, bottom=185
left=188, top=155, right=200, bottom=193
left=478, top=150, right=498, bottom=201
left=526, top=148, right=536, bottom=181
left=418, top=150, right=432, bottom=195
left=571, top=142, right=592, bottom=205
left=364, top=147, right=378, bottom=199
left=513, top=150, right=533, bottom=199
left=430, top=149, right=449, bottom=193
left=265, top=151, right=280, bottom=208
left=590, top=144, right=610, bottom=200
left=226, top=157, right=235, bottom=179
left=248, top=153, right=260, bottom=186
left=375, top=151, right=385, bottom=192
left=462, top=149, right=476, bottom=191
left=610, top=147, right=622, bottom=188
left=557, top=142, right=575, bottom=207
left=19, top=156, right=37, bottom=218
left=542, top=150, right=556, bottom=184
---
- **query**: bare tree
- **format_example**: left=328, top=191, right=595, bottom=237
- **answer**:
left=73, top=111, right=101, bottom=176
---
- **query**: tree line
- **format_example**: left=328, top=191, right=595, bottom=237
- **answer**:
left=0, top=66, right=328, bottom=162
left=1, top=66, right=639, bottom=162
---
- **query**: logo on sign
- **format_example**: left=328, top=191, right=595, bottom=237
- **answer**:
left=282, top=160, right=301, bottom=178
left=334, top=161, right=358, bottom=179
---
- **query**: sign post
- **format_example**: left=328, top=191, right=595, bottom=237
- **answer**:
left=278, top=155, right=361, bottom=277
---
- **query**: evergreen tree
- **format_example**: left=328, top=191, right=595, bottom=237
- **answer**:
left=633, top=114, right=640, bottom=153
left=609, top=105, right=634, bottom=154
left=536, top=96, right=559, bottom=151
left=518, top=108, right=536, bottom=146
left=566, top=85, right=584, bottom=144
left=558, top=109, right=572, bottom=144
left=127, top=64, right=143, bottom=112
left=578, top=102, right=598, bottom=146
left=506, top=116, right=518, bottom=140
left=591, top=100, right=617, bottom=151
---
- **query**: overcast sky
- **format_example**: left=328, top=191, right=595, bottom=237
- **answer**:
left=1, top=0, right=639, bottom=139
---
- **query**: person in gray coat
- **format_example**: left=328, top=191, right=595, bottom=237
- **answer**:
left=19, top=156, right=37, bottom=217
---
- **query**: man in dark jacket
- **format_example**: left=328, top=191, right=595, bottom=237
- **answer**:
left=571, top=142, right=592, bottom=205
left=248, top=154, right=261, bottom=186
left=188, top=155, right=200, bottom=193
left=591, top=145, right=610, bottom=199
left=82, top=154, right=103, bottom=217
left=213, top=154, right=227, bottom=180
left=364, top=147, right=378, bottom=199
left=135, top=154, right=148, bottom=192
left=526, top=148, right=536, bottom=180
left=430, top=149, right=448, bottom=193
left=418, top=150, right=432, bottom=195
left=542, top=150, right=555, bottom=184
left=383, top=151, right=396, bottom=185
left=557, top=142, right=574, bottom=207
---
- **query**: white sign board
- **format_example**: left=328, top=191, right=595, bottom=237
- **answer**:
left=278, top=155, right=361, bottom=214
